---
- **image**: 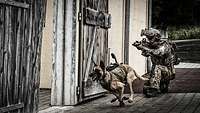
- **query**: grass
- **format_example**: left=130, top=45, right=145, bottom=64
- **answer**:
left=168, top=26, right=200, bottom=40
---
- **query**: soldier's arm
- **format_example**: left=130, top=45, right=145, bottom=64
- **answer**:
left=136, top=45, right=167, bottom=57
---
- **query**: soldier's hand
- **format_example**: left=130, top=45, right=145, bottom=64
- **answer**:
left=142, top=38, right=147, bottom=43
left=132, top=41, right=141, bottom=47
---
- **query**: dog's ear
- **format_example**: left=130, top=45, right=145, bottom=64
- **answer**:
left=100, top=60, right=105, bottom=71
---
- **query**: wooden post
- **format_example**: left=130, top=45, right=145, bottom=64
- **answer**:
left=124, top=0, right=130, bottom=64
left=51, top=0, right=65, bottom=105
left=147, top=0, right=152, bottom=73
left=64, top=0, right=79, bottom=105
left=52, top=0, right=79, bottom=105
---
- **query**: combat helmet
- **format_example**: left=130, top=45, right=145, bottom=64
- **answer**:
left=141, top=28, right=161, bottom=40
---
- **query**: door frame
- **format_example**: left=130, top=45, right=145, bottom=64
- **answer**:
left=123, top=0, right=130, bottom=64
left=51, top=0, right=79, bottom=106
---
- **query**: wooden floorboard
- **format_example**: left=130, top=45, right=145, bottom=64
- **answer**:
left=39, top=93, right=200, bottom=113
left=65, top=93, right=200, bottom=113
left=120, top=95, right=152, bottom=112
left=168, top=93, right=195, bottom=113
left=39, top=89, right=51, bottom=111
left=136, top=94, right=170, bottom=113
left=193, top=101, right=200, bottom=113
left=39, top=67, right=200, bottom=112
left=181, top=93, right=200, bottom=113
left=161, top=93, right=185, bottom=113
left=145, top=94, right=175, bottom=113
left=155, top=94, right=177, bottom=113
left=169, top=68, right=200, bottom=93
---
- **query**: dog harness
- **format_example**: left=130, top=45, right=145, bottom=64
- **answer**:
left=110, top=65, right=127, bottom=82
left=100, top=65, right=127, bottom=91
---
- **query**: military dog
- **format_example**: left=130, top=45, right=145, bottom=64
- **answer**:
left=89, top=53, right=148, bottom=106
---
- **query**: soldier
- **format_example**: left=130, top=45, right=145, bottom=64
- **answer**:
left=132, top=28, right=180, bottom=97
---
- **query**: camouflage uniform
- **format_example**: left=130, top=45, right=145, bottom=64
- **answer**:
left=133, top=28, right=179, bottom=97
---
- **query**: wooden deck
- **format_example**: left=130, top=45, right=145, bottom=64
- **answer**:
left=169, top=68, right=200, bottom=93
left=39, top=89, right=51, bottom=111
left=126, top=67, right=200, bottom=93
left=65, top=93, right=200, bottom=113
left=39, top=65, right=200, bottom=112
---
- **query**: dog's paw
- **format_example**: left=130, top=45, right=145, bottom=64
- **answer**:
left=110, top=98, right=117, bottom=103
left=128, top=99, right=133, bottom=103
left=122, top=96, right=129, bottom=100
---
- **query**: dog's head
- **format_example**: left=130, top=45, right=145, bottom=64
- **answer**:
left=89, top=60, right=106, bottom=81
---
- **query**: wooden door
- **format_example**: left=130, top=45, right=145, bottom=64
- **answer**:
left=78, top=0, right=111, bottom=100
left=0, top=0, right=46, bottom=113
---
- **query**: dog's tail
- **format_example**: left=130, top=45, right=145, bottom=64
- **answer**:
left=134, top=70, right=149, bottom=81
left=111, top=53, right=118, bottom=64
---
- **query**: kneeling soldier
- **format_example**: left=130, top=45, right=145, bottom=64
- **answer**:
left=132, top=28, right=180, bottom=97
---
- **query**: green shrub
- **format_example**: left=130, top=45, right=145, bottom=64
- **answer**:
left=168, top=26, right=200, bottom=40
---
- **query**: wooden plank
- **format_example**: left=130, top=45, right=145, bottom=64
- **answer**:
left=124, top=0, right=130, bottom=64
left=140, top=93, right=176, bottom=113
left=33, top=1, right=40, bottom=112
left=94, top=94, right=143, bottom=113
left=20, top=8, right=28, bottom=106
left=18, top=8, right=26, bottom=105
left=23, top=3, right=33, bottom=112
left=4, top=5, right=10, bottom=107
left=166, top=93, right=194, bottom=113
left=182, top=93, right=200, bottom=113
left=0, top=0, right=29, bottom=9
left=39, top=95, right=51, bottom=100
left=137, top=93, right=176, bottom=113
left=0, top=103, right=24, bottom=113
left=84, top=7, right=111, bottom=28
left=38, top=105, right=50, bottom=111
left=83, top=27, right=97, bottom=82
left=51, top=0, right=65, bottom=106
left=63, top=0, right=79, bottom=105
left=7, top=4, right=14, bottom=106
left=39, top=90, right=51, bottom=94
left=152, top=93, right=177, bottom=113
left=39, top=98, right=51, bottom=104
left=13, top=7, right=22, bottom=105
left=194, top=101, right=200, bottom=113
left=0, top=5, right=5, bottom=107
left=77, top=0, right=84, bottom=102
left=156, top=93, right=186, bottom=113
left=125, top=95, right=154, bottom=112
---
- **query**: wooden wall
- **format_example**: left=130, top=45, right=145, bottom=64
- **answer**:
left=0, top=0, right=46, bottom=113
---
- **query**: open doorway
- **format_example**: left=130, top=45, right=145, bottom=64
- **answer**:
left=39, top=0, right=53, bottom=111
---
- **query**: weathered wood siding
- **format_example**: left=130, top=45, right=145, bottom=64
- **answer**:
left=0, top=0, right=46, bottom=113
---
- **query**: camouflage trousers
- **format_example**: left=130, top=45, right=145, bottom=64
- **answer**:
left=148, top=65, right=172, bottom=90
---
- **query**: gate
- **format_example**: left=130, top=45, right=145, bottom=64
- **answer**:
left=0, top=0, right=46, bottom=113
left=78, top=0, right=111, bottom=100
